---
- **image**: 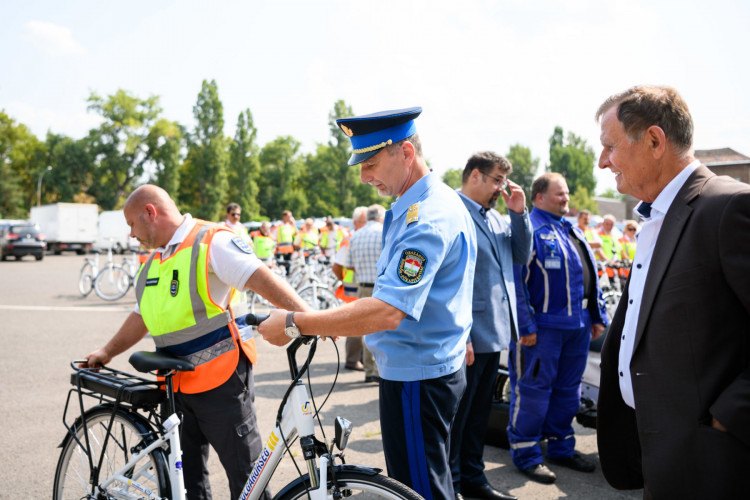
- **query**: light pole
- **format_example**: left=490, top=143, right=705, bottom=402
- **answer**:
left=37, top=165, right=52, bottom=206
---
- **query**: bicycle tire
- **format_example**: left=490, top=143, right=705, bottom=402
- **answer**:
left=52, top=406, right=170, bottom=500
left=78, top=262, right=95, bottom=297
left=276, top=469, right=423, bottom=500
left=297, top=284, right=340, bottom=310
left=94, top=265, right=131, bottom=301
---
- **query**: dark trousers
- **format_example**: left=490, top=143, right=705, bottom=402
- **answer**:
left=379, top=368, right=466, bottom=500
left=450, top=351, right=501, bottom=491
left=175, top=354, right=270, bottom=500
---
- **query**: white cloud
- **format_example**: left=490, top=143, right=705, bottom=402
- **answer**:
left=22, top=21, right=86, bottom=56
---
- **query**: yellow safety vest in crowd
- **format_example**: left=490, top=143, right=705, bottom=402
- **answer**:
left=619, top=237, right=636, bottom=260
left=135, top=221, right=256, bottom=394
left=253, top=234, right=276, bottom=259
left=320, top=228, right=345, bottom=252
left=277, top=224, right=295, bottom=254
left=598, top=232, right=620, bottom=261
left=297, top=228, right=319, bottom=249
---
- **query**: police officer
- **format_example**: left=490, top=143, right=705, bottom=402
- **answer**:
left=82, top=185, right=311, bottom=499
left=507, top=173, right=607, bottom=484
left=259, top=107, right=477, bottom=500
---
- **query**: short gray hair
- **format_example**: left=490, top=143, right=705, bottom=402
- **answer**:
left=352, top=206, right=368, bottom=221
left=367, top=204, right=386, bottom=222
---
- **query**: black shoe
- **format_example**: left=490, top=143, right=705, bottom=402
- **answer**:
left=461, top=482, right=517, bottom=500
left=344, top=361, right=364, bottom=371
left=547, top=452, right=596, bottom=473
left=521, top=463, right=557, bottom=484
left=364, top=375, right=381, bottom=383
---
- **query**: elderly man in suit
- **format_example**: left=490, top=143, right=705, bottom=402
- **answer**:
left=450, top=152, right=532, bottom=500
left=596, top=85, right=750, bottom=497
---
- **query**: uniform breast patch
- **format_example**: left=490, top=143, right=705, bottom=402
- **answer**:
left=398, top=249, right=427, bottom=284
left=231, top=236, right=254, bottom=254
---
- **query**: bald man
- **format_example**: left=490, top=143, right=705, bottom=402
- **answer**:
left=83, top=185, right=311, bottom=499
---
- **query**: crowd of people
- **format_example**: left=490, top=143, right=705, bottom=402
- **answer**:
left=80, top=85, right=750, bottom=499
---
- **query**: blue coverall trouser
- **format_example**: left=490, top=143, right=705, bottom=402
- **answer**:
left=506, top=319, right=590, bottom=471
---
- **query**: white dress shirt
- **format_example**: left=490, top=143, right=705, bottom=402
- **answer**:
left=618, top=160, right=700, bottom=408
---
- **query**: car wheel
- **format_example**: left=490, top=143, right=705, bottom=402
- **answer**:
left=36, top=253, right=44, bottom=261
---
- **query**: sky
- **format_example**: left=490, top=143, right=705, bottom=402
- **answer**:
left=2, top=0, right=749, bottom=195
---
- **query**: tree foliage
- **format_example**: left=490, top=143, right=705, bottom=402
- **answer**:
left=179, top=80, right=229, bottom=219
left=228, top=109, right=261, bottom=219
left=257, top=136, right=308, bottom=219
left=569, top=186, right=599, bottom=213
left=548, top=126, right=596, bottom=196
left=86, top=89, right=163, bottom=210
left=506, top=143, right=539, bottom=209
left=442, top=168, right=462, bottom=189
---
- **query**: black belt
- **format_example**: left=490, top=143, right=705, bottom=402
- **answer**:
left=358, top=282, right=375, bottom=288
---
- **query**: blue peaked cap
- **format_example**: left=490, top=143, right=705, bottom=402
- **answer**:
left=336, top=107, right=422, bottom=165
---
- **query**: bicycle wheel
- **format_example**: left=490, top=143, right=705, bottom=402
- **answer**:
left=277, top=470, right=423, bottom=500
left=78, top=262, right=95, bottom=297
left=94, top=265, right=131, bottom=301
left=297, top=284, right=340, bottom=310
left=52, top=406, right=170, bottom=500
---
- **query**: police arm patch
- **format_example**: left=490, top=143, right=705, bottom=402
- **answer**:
left=397, top=249, right=427, bottom=284
left=231, top=236, right=254, bottom=254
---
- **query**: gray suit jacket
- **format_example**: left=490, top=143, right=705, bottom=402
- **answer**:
left=598, top=166, right=750, bottom=497
left=459, top=193, right=533, bottom=353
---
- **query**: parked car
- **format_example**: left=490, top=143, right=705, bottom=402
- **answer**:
left=0, top=222, right=47, bottom=261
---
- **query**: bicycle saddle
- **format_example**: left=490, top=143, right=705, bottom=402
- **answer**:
left=129, top=351, right=195, bottom=373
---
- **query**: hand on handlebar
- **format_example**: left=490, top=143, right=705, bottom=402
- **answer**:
left=257, top=309, right=292, bottom=346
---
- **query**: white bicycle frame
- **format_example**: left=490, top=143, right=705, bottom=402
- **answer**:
left=239, top=379, right=323, bottom=500
left=94, top=372, right=329, bottom=500
left=94, top=412, right=187, bottom=500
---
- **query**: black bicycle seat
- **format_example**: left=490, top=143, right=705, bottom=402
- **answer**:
left=129, top=351, right=195, bottom=373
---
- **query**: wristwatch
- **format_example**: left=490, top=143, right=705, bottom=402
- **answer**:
left=285, top=312, right=301, bottom=339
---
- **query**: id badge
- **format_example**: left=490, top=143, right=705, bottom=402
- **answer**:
left=544, top=257, right=562, bottom=270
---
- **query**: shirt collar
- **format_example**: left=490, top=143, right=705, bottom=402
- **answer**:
left=390, top=173, right=440, bottom=219
left=533, top=207, right=568, bottom=226
left=157, top=214, right=194, bottom=252
left=649, top=159, right=701, bottom=217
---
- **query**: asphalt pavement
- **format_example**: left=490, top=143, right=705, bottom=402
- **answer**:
left=0, top=254, right=641, bottom=499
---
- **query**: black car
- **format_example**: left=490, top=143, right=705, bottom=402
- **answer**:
left=0, top=223, right=47, bottom=261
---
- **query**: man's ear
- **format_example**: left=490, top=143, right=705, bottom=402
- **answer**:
left=144, top=203, right=157, bottom=221
left=645, top=125, right=667, bottom=159
left=401, top=140, right=416, bottom=166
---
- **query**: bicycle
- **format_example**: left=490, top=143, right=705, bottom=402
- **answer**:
left=78, top=249, right=102, bottom=297
left=93, top=245, right=133, bottom=301
left=54, top=313, right=423, bottom=500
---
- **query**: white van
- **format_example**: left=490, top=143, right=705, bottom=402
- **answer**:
left=95, top=210, right=138, bottom=253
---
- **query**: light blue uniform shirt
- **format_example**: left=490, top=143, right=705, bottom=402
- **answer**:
left=367, top=173, right=477, bottom=381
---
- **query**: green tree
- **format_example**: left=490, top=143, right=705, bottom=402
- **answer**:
left=45, top=133, right=94, bottom=204
left=86, top=89, right=162, bottom=210
left=179, top=80, right=229, bottom=219
left=569, top=186, right=599, bottom=213
left=257, top=136, right=308, bottom=219
left=228, top=109, right=261, bottom=220
left=442, top=168, right=462, bottom=189
left=506, top=143, right=540, bottom=209
left=548, top=126, right=596, bottom=196
left=0, top=111, right=47, bottom=216
left=146, top=119, right=183, bottom=197
left=600, top=188, right=625, bottom=201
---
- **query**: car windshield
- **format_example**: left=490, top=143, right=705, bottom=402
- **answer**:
left=10, top=225, right=40, bottom=236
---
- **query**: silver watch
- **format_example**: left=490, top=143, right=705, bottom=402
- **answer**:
left=285, top=311, right=301, bottom=339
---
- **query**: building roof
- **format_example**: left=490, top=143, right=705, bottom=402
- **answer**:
left=695, top=148, right=750, bottom=164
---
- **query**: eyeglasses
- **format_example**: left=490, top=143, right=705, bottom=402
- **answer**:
left=482, top=172, right=508, bottom=190
left=230, top=213, right=241, bottom=217
left=626, top=227, right=636, bottom=231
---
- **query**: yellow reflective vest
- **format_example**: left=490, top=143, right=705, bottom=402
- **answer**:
left=135, top=221, right=256, bottom=394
